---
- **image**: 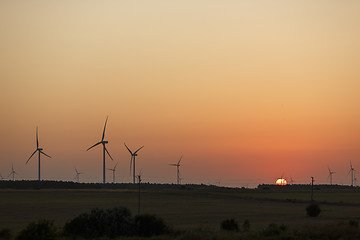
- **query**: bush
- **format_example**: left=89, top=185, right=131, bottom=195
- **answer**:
left=262, top=223, right=287, bottom=237
left=349, top=220, right=359, bottom=228
left=135, top=214, right=169, bottom=237
left=16, top=219, right=57, bottom=240
left=220, top=218, right=239, bottom=232
left=242, top=219, right=250, bottom=232
left=64, top=206, right=134, bottom=238
left=306, top=203, right=321, bottom=217
left=0, top=228, right=11, bottom=240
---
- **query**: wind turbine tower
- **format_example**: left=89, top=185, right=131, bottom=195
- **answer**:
left=124, top=143, right=144, bottom=184
left=107, top=162, right=118, bottom=183
left=169, top=155, right=183, bottom=185
left=328, top=167, right=335, bottom=185
left=348, top=161, right=355, bottom=187
left=26, top=127, right=52, bottom=181
left=87, top=116, right=113, bottom=184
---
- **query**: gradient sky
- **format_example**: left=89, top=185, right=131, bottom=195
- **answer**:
left=1, top=1, right=360, bottom=187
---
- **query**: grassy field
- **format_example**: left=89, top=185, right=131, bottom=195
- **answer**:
left=0, top=186, right=360, bottom=234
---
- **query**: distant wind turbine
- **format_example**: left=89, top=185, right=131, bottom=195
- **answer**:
left=136, top=169, right=142, bottom=215
left=124, top=143, right=144, bottom=184
left=169, top=155, right=183, bottom=185
left=348, top=161, right=355, bottom=187
left=0, top=173, right=5, bottom=180
left=87, top=116, right=113, bottom=184
left=354, top=173, right=357, bottom=187
left=26, top=127, right=52, bottom=181
left=289, top=176, right=295, bottom=185
left=8, top=163, right=18, bottom=181
left=74, top=168, right=83, bottom=183
left=107, top=162, right=118, bottom=183
left=328, top=167, right=335, bottom=185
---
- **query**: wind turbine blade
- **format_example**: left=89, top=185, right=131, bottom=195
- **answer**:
left=75, top=168, right=79, bottom=174
left=26, top=149, right=38, bottom=164
left=124, top=143, right=133, bottom=155
left=134, top=146, right=144, bottom=154
left=101, top=116, right=108, bottom=141
left=178, top=155, right=183, bottom=165
left=87, top=142, right=102, bottom=151
left=104, top=147, right=113, bottom=160
left=114, top=162, right=118, bottom=170
left=36, top=126, right=39, bottom=149
left=40, top=151, right=51, bottom=158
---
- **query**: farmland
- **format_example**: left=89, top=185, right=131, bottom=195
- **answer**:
left=0, top=185, right=360, bottom=235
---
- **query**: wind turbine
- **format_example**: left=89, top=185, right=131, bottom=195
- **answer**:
left=354, top=173, right=357, bottom=187
left=107, top=162, right=118, bottom=183
left=328, top=167, right=335, bottom=185
left=0, top=174, right=5, bottom=180
left=26, top=127, right=52, bottom=181
left=289, top=176, right=295, bottom=185
left=124, top=143, right=144, bottom=184
left=136, top=169, right=143, bottom=215
left=87, top=116, right=113, bottom=184
left=169, top=155, right=183, bottom=185
left=348, top=161, right=355, bottom=187
left=8, top=163, right=18, bottom=181
left=74, top=168, right=83, bottom=183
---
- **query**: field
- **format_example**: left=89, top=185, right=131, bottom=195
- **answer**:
left=0, top=186, right=360, bottom=235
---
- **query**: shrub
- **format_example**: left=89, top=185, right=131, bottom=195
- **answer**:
left=262, top=223, right=287, bottom=237
left=220, top=218, right=239, bottom=232
left=16, top=219, right=57, bottom=240
left=0, top=228, right=11, bottom=240
left=135, top=214, right=169, bottom=237
left=306, top=203, right=321, bottom=217
left=349, top=220, right=359, bottom=228
left=63, top=206, right=134, bottom=238
left=242, top=219, right=250, bottom=232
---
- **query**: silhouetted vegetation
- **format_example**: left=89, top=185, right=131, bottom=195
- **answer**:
left=64, top=206, right=169, bottom=238
left=242, top=219, right=250, bottom=232
left=16, top=219, right=57, bottom=240
left=349, top=219, right=359, bottom=228
left=135, top=214, right=169, bottom=237
left=306, top=203, right=321, bottom=217
left=64, top=206, right=134, bottom=238
left=261, top=223, right=288, bottom=237
left=221, top=218, right=239, bottom=231
left=0, top=228, right=11, bottom=240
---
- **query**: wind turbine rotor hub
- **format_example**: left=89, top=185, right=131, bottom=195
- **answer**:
left=102, top=141, right=108, bottom=144
left=38, top=148, right=43, bottom=151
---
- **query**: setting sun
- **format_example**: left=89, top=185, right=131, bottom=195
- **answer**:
left=276, top=179, right=287, bottom=186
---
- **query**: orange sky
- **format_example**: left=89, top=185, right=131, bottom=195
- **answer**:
left=0, top=1, right=360, bottom=187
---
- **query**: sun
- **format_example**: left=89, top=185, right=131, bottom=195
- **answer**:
left=276, top=178, right=287, bottom=185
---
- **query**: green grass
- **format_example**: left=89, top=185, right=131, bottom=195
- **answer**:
left=0, top=187, right=359, bottom=235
